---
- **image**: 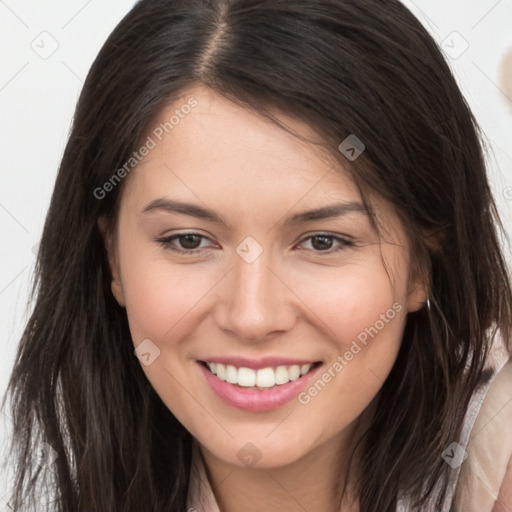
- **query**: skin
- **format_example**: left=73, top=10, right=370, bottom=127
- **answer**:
left=493, top=458, right=512, bottom=512
left=99, top=85, right=427, bottom=512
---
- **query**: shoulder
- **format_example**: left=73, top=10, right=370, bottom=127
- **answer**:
left=454, top=349, right=512, bottom=512
left=492, top=457, right=512, bottom=512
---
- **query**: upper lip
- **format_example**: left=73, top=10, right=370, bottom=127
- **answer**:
left=199, top=356, right=321, bottom=370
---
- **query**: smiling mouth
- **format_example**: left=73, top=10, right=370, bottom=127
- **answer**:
left=200, top=361, right=322, bottom=389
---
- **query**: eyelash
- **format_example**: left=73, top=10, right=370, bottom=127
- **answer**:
left=155, top=232, right=354, bottom=256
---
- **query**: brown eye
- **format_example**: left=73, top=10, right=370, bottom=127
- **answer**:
left=176, top=234, right=203, bottom=250
left=298, top=234, right=353, bottom=254
left=310, top=235, right=334, bottom=251
left=156, top=233, right=211, bottom=255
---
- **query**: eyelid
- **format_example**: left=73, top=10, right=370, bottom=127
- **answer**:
left=294, top=233, right=354, bottom=254
left=155, top=231, right=354, bottom=256
left=155, top=231, right=216, bottom=254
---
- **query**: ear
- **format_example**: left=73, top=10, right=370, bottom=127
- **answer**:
left=98, top=215, right=125, bottom=307
left=405, top=276, right=428, bottom=313
left=405, top=261, right=429, bottom=313
left=405, top=226, right=443, bottom=313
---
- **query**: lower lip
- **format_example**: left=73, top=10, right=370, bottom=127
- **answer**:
left=198, top=361, right=322, bottom=412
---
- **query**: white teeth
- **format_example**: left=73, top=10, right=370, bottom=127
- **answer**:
left=275, top=365, right=290, bottom=385
left=205, top=362, right=317, bottom=388
left=225, top=365, right=238, bottom=384
left=216, top=363, right=226, bottom=381
left=237, top=367, right=256, bottom=387
left=288, top=364, right=301, bottom=381
left=300, top=364, right=312, bottom=375
left=256, top=367, right=275, bottom=388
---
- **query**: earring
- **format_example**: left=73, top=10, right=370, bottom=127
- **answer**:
left=425, top=297, right=431, bottom=311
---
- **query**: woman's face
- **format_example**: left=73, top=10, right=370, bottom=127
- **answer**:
left=101, top=85, right=427, bottom=469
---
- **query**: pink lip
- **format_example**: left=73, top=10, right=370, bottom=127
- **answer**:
left=199, top=356, right=319, bottom=370
left=198, top=361, right=322, bottom=412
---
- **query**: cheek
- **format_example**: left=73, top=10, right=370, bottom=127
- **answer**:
left=121, top=247, right=213, bottom=344
left=117, top=236, right=410, bottom=461
left=289, top=258, right=407, bottom=415
left=290, top=257, right=407, bottom=344
left=118, top=248, right=217, bottom=429
left=121, top=243, right=409, bottom=366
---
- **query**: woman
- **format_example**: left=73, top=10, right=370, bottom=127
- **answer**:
left=2, top=0, right=511, bottom=511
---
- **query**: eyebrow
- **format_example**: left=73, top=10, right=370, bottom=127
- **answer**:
left=141, top=198, right=367, bottom=229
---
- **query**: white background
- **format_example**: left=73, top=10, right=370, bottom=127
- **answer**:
left=1, top=0, right=511, bottom=507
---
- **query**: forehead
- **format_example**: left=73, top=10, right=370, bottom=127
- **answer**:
left=124, top=86, right=362, bottom=204
left=110, top=88, right=411, bottom=266
left=115, top=85, right=405, bottom=246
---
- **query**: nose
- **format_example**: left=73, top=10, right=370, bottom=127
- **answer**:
left=213, top=249, right=297, bottom=342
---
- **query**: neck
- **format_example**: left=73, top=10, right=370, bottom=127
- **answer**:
left=196, top=411, right=371, bottom=512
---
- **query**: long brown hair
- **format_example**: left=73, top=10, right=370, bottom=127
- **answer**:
left=2, top=0, right=511, bottom=510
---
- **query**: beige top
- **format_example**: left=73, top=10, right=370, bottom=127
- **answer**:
left=453, top=345, right=512, bottom=511
left=187, top=338, right=512, bottom=512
